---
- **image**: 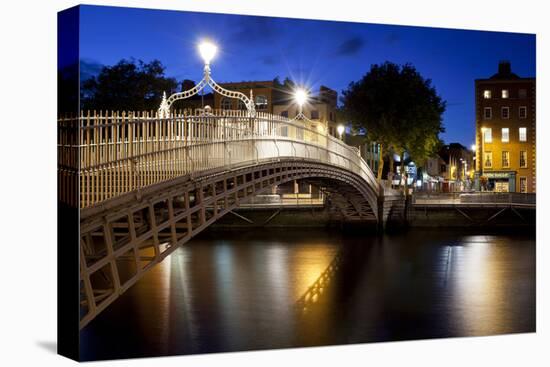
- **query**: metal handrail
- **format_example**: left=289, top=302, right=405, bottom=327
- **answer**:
left=58, top=109, right=380, bottom=209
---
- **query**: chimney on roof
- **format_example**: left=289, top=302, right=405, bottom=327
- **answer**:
left=498, top=60, right=511, bottom=75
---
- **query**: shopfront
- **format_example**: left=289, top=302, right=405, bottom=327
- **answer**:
left=484, top=171, right=516, bottom=192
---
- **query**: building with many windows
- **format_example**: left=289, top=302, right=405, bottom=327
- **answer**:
left=213, top=80, right=276, bottom=112
left=474, top=61, right=536, bottom=192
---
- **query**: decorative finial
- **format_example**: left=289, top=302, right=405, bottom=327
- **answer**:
left=158, top=91, right=169, bottom=118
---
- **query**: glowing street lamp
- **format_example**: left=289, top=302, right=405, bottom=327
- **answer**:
left=158, top=40, right=255, bottom=117
left=291, top=87, right=329, bottom=139
left=292, top=87, right=309, bottom=121
left=470, top=144, right=476, bottom=152
left=294, top=88, right=308, bottom=112
left=337, top=124, right=345, bottom=140
left=198, top=41, right=217, bottom=66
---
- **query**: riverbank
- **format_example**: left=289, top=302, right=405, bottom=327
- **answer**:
left=209, top=205, right=535, bottom=230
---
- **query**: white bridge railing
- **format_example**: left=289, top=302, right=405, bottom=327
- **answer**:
left=58, top=109, right=379, bottom=209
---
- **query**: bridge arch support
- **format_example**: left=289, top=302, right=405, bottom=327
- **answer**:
left=78, top=159, right=378, bottom=329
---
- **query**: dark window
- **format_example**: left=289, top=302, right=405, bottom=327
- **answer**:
left=311, top=110, right=319, bottom=119
left=519, top=89, right=527, bottom=99
left=501, top=107, right=509, bottom=119
left=221, top=98, right=232, bottom=110
left=255, top=95, right=268, bottom=110
left=519, top=106, right=527, bottom=119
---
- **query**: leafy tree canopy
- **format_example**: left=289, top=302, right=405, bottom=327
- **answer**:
left=341, top=62, right=445, bottom=179
left=81, top=59, right=178, bottom=111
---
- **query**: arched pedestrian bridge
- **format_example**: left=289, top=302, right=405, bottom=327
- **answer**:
left=58, top=109, right=403, bottom=329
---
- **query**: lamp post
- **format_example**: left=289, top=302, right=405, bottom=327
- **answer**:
left=479, top=127, right=487, bottom=191
left=470, top=144, right=477, bottom=191
left=480, top=127, right=486, bottom=177
left=159, top=40, right=256, bottom=117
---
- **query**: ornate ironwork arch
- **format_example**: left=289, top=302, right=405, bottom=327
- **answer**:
left=159, top=65, right=256, bottom=117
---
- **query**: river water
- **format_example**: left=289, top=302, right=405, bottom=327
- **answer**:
left=80, top=228, right=535, bottom=361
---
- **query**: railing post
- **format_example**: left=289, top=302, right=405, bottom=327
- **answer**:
left=274, top=139, right=280, bottom=161
left=186, top=146, right=194, bottom=179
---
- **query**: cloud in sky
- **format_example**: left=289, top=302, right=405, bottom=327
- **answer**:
left=336, top=36, right=366, bottom=56
left=259, top=54, right=280, bottom=65
left=229, top=16, right=279, bottom=45
left=385, top=32, right=401, bottom=44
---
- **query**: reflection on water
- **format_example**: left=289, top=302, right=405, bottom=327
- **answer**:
left=80, top=229, right=535, bottom=361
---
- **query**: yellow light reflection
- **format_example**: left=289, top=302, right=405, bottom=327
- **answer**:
left=451, top=240, right=507, bottom=335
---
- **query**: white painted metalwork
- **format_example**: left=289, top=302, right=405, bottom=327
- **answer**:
left=58, top=109, right=387, bottom=330
left=59, top=109, right=380, bottom=210
left=158, top=57, right=255, bottom=117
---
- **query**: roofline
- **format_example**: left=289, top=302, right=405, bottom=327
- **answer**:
left=475, top=77, right=536, bottom=83
left=218, top=80, right=275, bottom=86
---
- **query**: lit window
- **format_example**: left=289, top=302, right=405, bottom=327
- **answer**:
left=519, top=89, right=527, bottom=99
left=221, top=98, right=232, bottom=110
left=311, top=110, right=319, bottom=119
left=255, top=95, right=268, bottom=109
left=483, top=90, right=492, bottom=99
left=520, top=177, right=527, bottom=193
left=502, top=151, right=510, bottom=168
left=502, top=89, right=509, bottom=98
left=519, top=127, right=527, bottom=142
left=483, top=128, right=492, bottom=143
left=484, top=107, right=492, bottom=119
left=484, top=151, right=492, bottom=168
left=519, top=106, right=527, bottom=119
left=501, top=107, right=509, bottom=119
left=520, top=151, right=527, bottom=168
left=501, top=128, right=509, bottom=142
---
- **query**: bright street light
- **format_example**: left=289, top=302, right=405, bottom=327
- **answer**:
left=198, top=41, right=218, bottom=65
left=471, top=144, right=476, bottom=151
left=337, top=124, right=345, bottom=140
left=294, top=88, right=308, bottom=107
left=159, top=39, right=255, bottom=117
left=294, top=88, right=308, bottom=117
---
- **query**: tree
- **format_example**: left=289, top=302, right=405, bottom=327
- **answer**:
left=58, top=63, right=79, bottom=114
left=272, top=76, right=297, bottom=104
left=81, top=59, right=178, bottom=111
left=341, top=62, right=445, bottom=187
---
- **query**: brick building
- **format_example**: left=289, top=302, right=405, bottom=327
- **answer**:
left=474, top=61, right=536, bottom=193
left=213, top=80, right=275, bottom=112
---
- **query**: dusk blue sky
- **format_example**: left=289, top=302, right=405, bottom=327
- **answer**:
left=77, top=5, right=536, bottom=147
